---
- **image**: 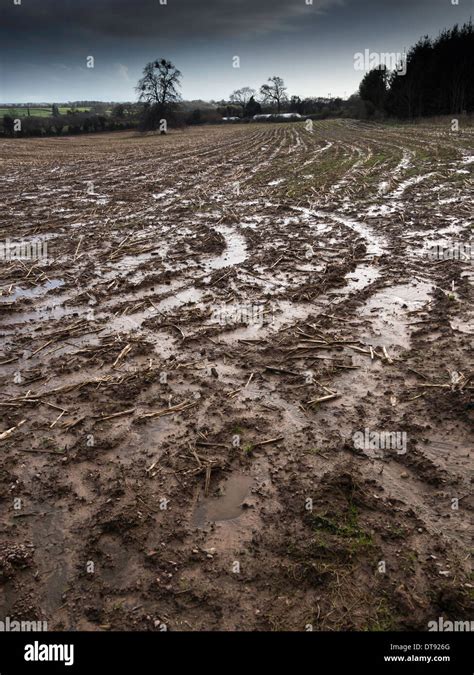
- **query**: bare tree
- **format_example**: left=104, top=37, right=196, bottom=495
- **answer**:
left=229, top=87, right=256, bottom=113
left=136, top=59, right=182, bottom=115
left=260, top=76, right=288, bottom=113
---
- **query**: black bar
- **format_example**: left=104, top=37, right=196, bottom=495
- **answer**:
left=0, top=631, right=471, bottom=673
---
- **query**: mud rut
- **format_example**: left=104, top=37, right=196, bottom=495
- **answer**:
left=0, top=120, right=472, bottom=631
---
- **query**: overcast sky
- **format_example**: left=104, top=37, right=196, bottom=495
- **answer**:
left=0, top=0, right=472, bottom=103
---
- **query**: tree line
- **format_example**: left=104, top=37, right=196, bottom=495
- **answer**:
left=359, top=21, right=473, bottom=118
left=2, top=21, right=471, bottom=136
left=136, top=62, right=362, bottom=129
left=1, top=110, right=139, bottom=137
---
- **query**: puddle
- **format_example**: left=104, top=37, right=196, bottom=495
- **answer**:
left=206, top=226, right=247, bottom=271
left=313, top=210, right=388, bottom=256
left=378, top=281, right=434, bottom=305
left=450, top=315, right=474, bottom=335
left=102, top=287, right=204, bottom=336
left=0, top=299, right=77, bottom=331
left=104, top=312, right=153, bottom=334
left=290, top=207, right=331, bottom=233
left=420, top=235, right=472, bottom=260
left=216, top=300, right=312, bottom=344
left=155, top=286, right=203, bottom=313
left=217, top=261, right=381, bottom=345
left=100, top=250, right=165, bottom=282
left=362, top=280, right=433, bottom=348
left=0, top=279, right=64, bottom=304
left=336, top=264, right=381, bottom=294
left=390, top=172, right=435, bottom=199
left=92, top=226, right=247, bottom=334
left=192, top=473, right=253, bottom=527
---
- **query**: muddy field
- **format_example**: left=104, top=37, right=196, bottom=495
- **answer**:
left=0, top=120, right=472, bottom=631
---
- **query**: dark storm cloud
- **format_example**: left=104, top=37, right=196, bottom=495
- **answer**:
left=2, top=0, right=460, bottom=44
left=2, top=0, right=342, bottom=43
left=1, top=0, right=471, bottom=102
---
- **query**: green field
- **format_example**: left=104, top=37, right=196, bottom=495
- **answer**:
left=0, top=106, right=91, bottom=117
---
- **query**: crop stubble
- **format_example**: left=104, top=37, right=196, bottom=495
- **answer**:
left=0, top=120, right=472, bottom=630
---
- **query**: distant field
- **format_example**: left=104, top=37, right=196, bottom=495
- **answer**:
left=0, top=106, right=91, bottom=117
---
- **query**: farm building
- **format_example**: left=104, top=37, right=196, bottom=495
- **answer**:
left=253, top=113, right=303, bottom=121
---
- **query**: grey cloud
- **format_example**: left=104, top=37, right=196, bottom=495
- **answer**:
left=2, top=0, right=345, bottom=43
